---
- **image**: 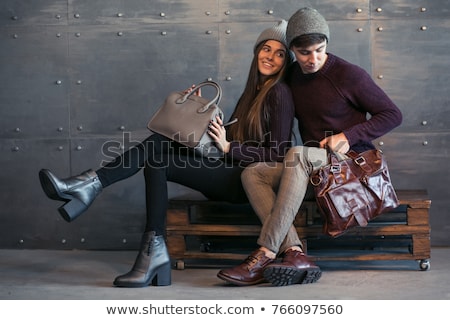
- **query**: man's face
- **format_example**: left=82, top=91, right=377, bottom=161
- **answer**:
left=291, top=40, right=328, bottom=74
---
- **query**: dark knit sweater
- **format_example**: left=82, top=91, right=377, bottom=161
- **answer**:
left=288, top=53, right=402, bottom=152
left=227, top=81, right=295, bottom=164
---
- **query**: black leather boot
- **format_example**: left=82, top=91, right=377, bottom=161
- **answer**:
left=39, top=168, right=103, bottom=222
left=113, top=231, right=172, bottom=287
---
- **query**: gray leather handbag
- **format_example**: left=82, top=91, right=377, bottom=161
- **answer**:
left=148, top=80, right=229, bottom=158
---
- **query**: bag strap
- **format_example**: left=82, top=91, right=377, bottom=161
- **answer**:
left=175, top=80, right=222, bottom=113
left=346, top=149, right=373, bottom=172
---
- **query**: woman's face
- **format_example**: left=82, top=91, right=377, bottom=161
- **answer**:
left=257, top=40, right=287, bottom=76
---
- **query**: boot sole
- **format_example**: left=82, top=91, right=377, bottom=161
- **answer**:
left=39, top=169, right=69, bottom=201
left=263, top=266, right=322, bottom=287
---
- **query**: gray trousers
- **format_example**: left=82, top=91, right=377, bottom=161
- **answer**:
left=242, top=146, right=340, bottom=254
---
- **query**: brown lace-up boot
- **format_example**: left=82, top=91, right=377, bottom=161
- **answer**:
left=263, top=249, right=322, bottom=286
left=217, top=249, right=274, bottom=286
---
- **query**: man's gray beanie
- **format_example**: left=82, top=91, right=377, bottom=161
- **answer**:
left=286, top=7, right=330, bottom=47
left=254, top=20, right=288, bottom=53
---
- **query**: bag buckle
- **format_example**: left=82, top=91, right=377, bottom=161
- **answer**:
left=354, top=156, right=366, bottom=166
left=330, top=165, right=341, bottom=173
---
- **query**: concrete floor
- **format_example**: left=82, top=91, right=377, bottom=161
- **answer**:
left=1, top=247, right=449, bottom=300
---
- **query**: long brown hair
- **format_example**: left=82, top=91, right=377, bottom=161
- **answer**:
left=227, top=41, right=291, bottom=144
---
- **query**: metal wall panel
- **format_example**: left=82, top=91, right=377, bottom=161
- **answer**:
left=372, top=19, right=450, bottom=131
left=1, top=0, right=449, bottom=248
left=0, top=26, right=69, bottom=139
left=0, top=0, right=68, bottom=26
left=69, top=24, right=219, bottom=136
left=68, top=0, right=220, bottom=25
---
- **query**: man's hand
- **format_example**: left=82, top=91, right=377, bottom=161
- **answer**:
left=319, top=132, right=350, bottom=154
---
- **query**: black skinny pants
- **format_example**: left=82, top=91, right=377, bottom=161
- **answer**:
left=96, top=133, right=248, bottom=235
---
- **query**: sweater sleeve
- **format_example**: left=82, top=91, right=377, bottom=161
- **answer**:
left=339, top=65, right=403, bottom=148
left=227, top=82, right=295, bottom=165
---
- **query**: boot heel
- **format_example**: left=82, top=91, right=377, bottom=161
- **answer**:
left=152, top=262, right=172, bottom=286
left=58, top=198, right=86, bottom=222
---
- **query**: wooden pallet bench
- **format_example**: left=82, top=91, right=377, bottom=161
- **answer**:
left=166, top=189, right=431, bottom=270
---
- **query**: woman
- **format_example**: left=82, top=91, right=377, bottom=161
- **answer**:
left=39, top=20, right=295, bottom=288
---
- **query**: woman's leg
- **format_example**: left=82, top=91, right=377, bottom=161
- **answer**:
left=143, top=153, right=247, bottom=235
left=115, top=151, right=246, bottom=287
left=38, top=133, right=168, bottom=222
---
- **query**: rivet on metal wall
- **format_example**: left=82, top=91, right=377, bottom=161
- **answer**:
left=122, top=238, right=127, bottom=244
left=77, top=125, right=83, bottom=131
left=55, top=80, right=62, bottom=85
left=378, top=141, right=384, bottom=146
left=117, top=13, right=124, bottom=17
left=61, top=239, right=66, bottom=244
left=12, top=146, right=19, bottom=152
left=75, top=32, right=81, bottom=37
left=356, top=8, right=363, bottom=13
left=76, top=80, right=82, bottom=85
left=420, top=26, right=427, bottom=31
left=420, top=8, right=427, bottom=12
left=11, top=16, right=18, bottom=20
left=80, top=238, right=86, bottom=243
left=14, top=127, right=21, bottom=133
left=377, top=75, right=384, bottom=79
left=422, top=141, right=428, bottom=146
left=57, top=146, right=64, bottom=151
left=205, top=11, right=211, bottom=16
left=161, top=31, right=167, bottom=36
left=74, top=13, right=80, bottom=18
left=76, top=145, right=82, bottom=151
left=206, top=30, right=212, bottom=35
left=376, top=8, right=383, bottom=13
left=377, top=27, right=383, bottom=32
left=225, top=10, right=231, bottom=15
left=207, top=77, right=213, bottom=81
left=119, top=126, right=125, bottom=131
left=357, top=28, right=363, bottom=32
left=19, top=239, right=24, bottom=244
left=117, top=31, right=123, bottom=36
left=268, top=10, right=274, bottom=15
left=160, top=12, right=166, bottom=17
left=57, top=127, right=64, bottom=132
left=226, top=76, right=232, bottom=81
left=55, top=14, right=61, bottom=20
left=421, top=121, right=427, bottom=126
left=225, top=29, right=231, bottom=34
left=13, top=34, right=18, bottom=39
left=56, top=33, right=61, bottom=38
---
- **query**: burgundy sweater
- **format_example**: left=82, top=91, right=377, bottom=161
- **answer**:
left=227, top=82, right=295, bottom=164
left=288, top=53, right=402, bottom=152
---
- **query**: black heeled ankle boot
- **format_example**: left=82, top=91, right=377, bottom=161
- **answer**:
left=113, top=231, right=172, bottom=288
left=38, top=168, right=103, bottom=222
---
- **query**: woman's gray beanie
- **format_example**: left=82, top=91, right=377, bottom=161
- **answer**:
left=254, top=20, right=288, bottom=53
left=286, top=7, right=330, bottom=47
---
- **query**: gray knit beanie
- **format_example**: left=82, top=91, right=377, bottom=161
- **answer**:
left=254, top=20, right=288, bottom=53
left=286, top=7, right=330, bottom=47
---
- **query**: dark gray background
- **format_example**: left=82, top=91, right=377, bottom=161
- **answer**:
left=1, top=0, right=448, bottom=249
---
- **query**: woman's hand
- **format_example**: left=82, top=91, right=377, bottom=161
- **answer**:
left=208, top=116, right=230, bottom=153
left=319, top=133, right=350, bottom=154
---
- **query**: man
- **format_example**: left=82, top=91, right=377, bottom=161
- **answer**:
left=219, top=7, right=402, bottom=287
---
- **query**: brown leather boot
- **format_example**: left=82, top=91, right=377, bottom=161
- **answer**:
left=263, top=249, right=321, bottom=286
left=217, top=249, right=274, bottom=286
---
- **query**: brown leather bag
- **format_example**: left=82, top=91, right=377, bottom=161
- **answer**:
left=310, top=148, right=400, bottom=237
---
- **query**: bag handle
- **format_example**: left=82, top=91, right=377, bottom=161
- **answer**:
left=175, top=80, right=222, bottom=113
